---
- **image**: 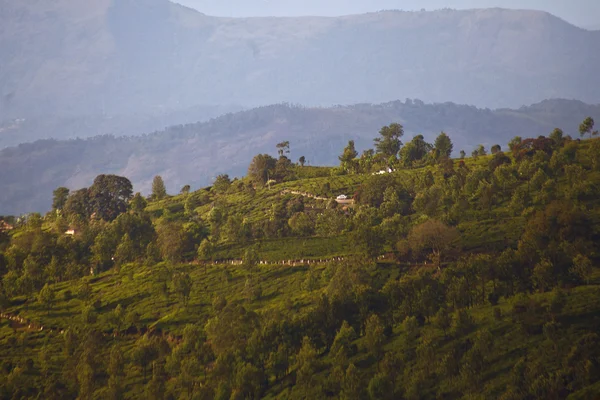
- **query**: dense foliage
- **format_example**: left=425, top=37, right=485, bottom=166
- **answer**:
left=1, top=122, right=600, bottom=399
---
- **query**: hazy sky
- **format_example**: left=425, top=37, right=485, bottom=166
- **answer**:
left=173, top=0, right=600, bottom=28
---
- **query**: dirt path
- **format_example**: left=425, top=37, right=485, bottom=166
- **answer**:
left=280, top=189, right=355, bottom=205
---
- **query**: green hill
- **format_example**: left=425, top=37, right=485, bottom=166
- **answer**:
left=2, top=98, right=599, bottom=216
left=1, top=128, right=600, bottom=399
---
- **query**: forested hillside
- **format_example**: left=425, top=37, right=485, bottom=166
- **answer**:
left=1, top=98, right=599, bottom=215
left=1, top=121, right=599, bottom=399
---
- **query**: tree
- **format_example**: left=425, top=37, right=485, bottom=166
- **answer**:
left=341, top=363, right=363, bottom=400
left=89, top=174, right=134, bottom=221
left=276, top=141, right=290, bottom=157
left=579, top=117, right=597, bottom=139
left=339, top=140, right=359, bottom=173
left=460, top=150, right=466, bottom=159
left=114, top=234, right=135, bottom=268
left=288, top=212, right=314, bottom=236
left=331, top=321, right=357, bottom=369
left=180, top=185, right=191, bottom=195
left=433, top=307, right=451, bottom=337
left=399, top=135, right=432, bottom=166
left=130, top=192, right=147, bottom=213
left=173, top=272, right=193, bottom=306
left=274, top=156, right=293, bottom=180
left=197, top=239, right=215, bottom=267
left=91, top=229, right=118, bottom=272
left=294, top=337, right=321, bottom=391
left=39, top=345, right=51, bottom=378
left=364, top=314, right=385, bottom=360
left=549, top=128, right=564, bottom=148
left=491, top=144, right=502, bottom=154
left=213, top=174, right=231, bottom=193
left=248, top=154, right=277, bottom=186
left=107, top=345, right=125, bottom=400
left=508, top=136, right=522, bottom=153
left=38, top=283, right=55, bottom=315
left=110, top=304, right=126, bottom=332
left=408, top=219, right=460, bottom=269
left=156, top=222, right=186, bottom=263
left=571, top=254, right=593, bottom=285
left=243, top=246, right=260, bottom=272
left=146, top=362, right=166, bottom=400
left=151, top=176, right=167, bottom=201
left=451, top=309, right=475, bottom=337
left=132, top=334, right=159, bottom=381
left=368, top=373, right=394, bottom=400
left=77, top=356, right=95, bottom=400
left=374, top=123, right=403, bottom=159
left=64, top=188, right=91, bottom=219
left=52, top=187, right=70, bottom=211
left=434, top=131, right=453, bottom=158
left=299, top=156, right=306, bottom=167
left=476, top=144, right=487, bottom=156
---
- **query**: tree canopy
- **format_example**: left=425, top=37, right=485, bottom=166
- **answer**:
left=374, top=123, right=404, bottom=158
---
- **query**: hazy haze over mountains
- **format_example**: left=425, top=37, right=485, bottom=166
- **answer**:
left=1, top=0, right=599, bottom=127
left=175, top=0, right=600, bottom=29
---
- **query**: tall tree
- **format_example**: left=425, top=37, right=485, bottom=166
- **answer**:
left=89, top=174, right=134, bottom=221
left=299, top=156, right=306, bottom=167
left=130, top=192, right=147, bottom=214
left=579, top=117, right=597, bottom=139
left=399, top=135, right=433, bottom=166
left=248, top=154, right=277, bottom=186
left=132, top=334, right=159, bottom=381
left=91, top=229, right=118, bottom=272
left=38, top=283, right=55, bottom=315
left=52, top=187, right=70, bottom=211
left=114, top=234, right=135, bottom=268
left=156, top=222, right=186, bottom=263
left=434, top=131, right=453, bottom=158
left=151, top=176, right=167, bottom=201
left=339, top=140, right=359, bottom=173
left=374, top=123, right=404, bottom=158
left=276, top=141, right=290, bottom=157
left=64, top=188, right=91, bottom=219
left=364, top=314, right=385, bottom=360
left=173, top=272, right=193, bottom=306
left=197, top=239, right=214, bottom=274
left=549, top=128, right=564, bottom=148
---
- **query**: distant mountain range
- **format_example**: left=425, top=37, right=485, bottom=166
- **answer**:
left=0, top=104, right=243, bottom=149
left=1, top=0, right=599, bottom=124
left=1, top=98, right=598, bottom=215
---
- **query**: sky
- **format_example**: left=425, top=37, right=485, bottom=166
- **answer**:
left=173, top=0, right=600, bottom=29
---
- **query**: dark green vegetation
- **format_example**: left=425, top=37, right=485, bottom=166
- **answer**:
left=1, top=120, right=600, bottom=399
left=2, top=98, right=599, bottom=215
